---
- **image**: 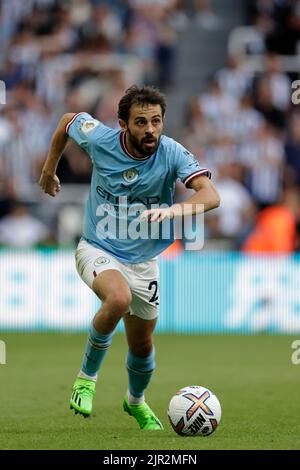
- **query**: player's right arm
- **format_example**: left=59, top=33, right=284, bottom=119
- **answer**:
left=39, top=113, right=76, bottom=197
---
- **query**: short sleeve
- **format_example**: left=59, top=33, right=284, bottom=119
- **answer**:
left=175, top=144, right=211, bottom=188
left=65, top=112, right=103, bottom=151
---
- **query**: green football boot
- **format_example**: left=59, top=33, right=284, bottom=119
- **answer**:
left=123, top=396, right=164, bottom=430
left=70, top=377, right=96, bottom=417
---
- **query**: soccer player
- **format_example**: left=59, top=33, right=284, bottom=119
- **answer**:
left=39, top=85, right=220, bottom=430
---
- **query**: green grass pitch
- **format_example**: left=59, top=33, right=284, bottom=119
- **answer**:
left=0, top=333, right=299, bottom=450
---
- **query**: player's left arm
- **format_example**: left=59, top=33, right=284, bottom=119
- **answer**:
left=141, top=175, right=220, bottom=222
left=175, top=174, right=220, bottom=215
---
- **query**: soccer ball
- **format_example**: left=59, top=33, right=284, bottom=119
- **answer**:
left=167, top=385, right=221, bottom=436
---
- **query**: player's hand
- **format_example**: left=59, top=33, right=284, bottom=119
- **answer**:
left=38, top=171, right=61, bottom=197
left=140, top=207, right=175, bottom=223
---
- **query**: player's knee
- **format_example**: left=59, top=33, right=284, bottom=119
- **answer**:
left=131, top=340, right=153, bottom=358
left=106, top=292, right=132, bottom=315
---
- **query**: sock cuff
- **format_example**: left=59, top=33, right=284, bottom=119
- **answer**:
left=90, top=323, right=114, bottom=346
left=78, top=370, right=98, bottom=382
left=127, top=347, right=155, bottom=372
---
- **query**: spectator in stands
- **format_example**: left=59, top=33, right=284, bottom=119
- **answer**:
left=268, top=0, right=300, bottom=54
left=253, top=75, right=286, bottom=130
left=155, top=6, right=178, bottom=89
left=122, top=0, right=179, bottom=87
left=213, top=162, right=256, bottom=240
left=264, top=52, right=291, bottom=112
left=94, top=70, right=128, bottom=128
left=249, top=0, right=279, bottom=47
left=0, top=201, right=53, bottom=248
left=58, top=140, right=92, bottom=184
left=216, top=92, right=265, bottom=143
left=183, top=97, right=216, bottom=153
left=251, top=0, right=300, bottom=54
left=285, top=111, right=300, bottom=187
left=216, top=55, right=251, bottom=100
left=193, top=0, right=221, bottom=29
left=238, top=122, right=284, bottom=208
left=198, top=79, right=238, bottom=124
left=241, top=187, right=300, bottom=253
left=204, top=134, right=239, bottom=175
left=251, top=52, right=291, bottom=127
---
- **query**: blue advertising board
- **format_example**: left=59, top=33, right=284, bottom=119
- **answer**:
left=1, top=250, right=300, bottom=333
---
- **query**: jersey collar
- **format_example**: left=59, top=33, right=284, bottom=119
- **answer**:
left=119, top=131, right=154, bottom=161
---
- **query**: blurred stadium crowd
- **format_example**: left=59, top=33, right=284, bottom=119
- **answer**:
left=1, top=0, right=300, bottom=253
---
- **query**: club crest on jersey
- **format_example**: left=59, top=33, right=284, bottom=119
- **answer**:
left=81, top=120, right=99, bottom=134
left=94, top=257, right=110, bottom=266
left=123, top=169, right=139, bottom=183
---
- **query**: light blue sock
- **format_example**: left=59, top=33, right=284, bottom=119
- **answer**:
left=126, top=348, right=155, bottom=399
left=81, top=323, right=114, bottom=377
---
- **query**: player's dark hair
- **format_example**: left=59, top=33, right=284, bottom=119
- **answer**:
left=118, top=85, right=166, bottom=122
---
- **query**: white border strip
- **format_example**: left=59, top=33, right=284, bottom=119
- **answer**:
left=65, top=112, right=83, bottom=134
left=184, top=169, right=211, bottom=187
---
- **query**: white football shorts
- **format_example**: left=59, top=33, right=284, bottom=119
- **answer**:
left=75, top=239, right=159, bottom=320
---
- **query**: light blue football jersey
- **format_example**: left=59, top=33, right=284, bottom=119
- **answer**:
left=66, top=112, right=211, bottom=263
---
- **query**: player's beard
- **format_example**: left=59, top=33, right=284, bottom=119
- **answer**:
left=126, top=129, right=160, bottom=157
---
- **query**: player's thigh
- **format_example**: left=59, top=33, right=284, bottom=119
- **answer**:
left=75, top=239, right=131, bottom=303
left=123, top=312, right=157, bottom=357
left=92, top=269, right=132, bottom=306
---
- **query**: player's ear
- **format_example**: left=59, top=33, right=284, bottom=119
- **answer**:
left=119, top=119, right=127, bottom=131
